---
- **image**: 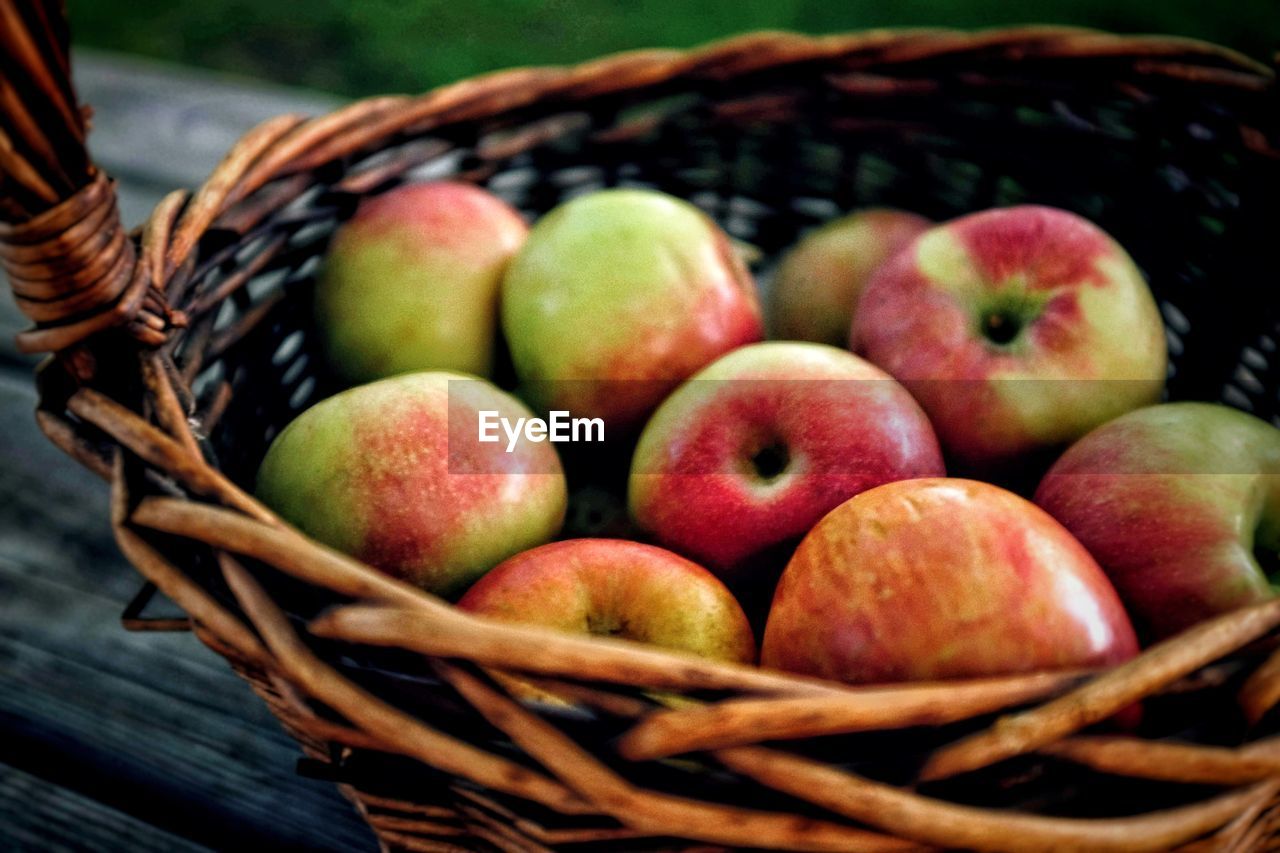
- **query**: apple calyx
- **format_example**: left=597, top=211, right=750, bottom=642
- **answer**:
left=975, top=289, right=1047, bottom=349
left=586, top=612, right=628, bottom=638
left=747, top=440, right=791, bottom=482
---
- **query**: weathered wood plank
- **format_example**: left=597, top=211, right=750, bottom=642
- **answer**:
left=0, top=762, right=210, bottom=853
left=0, top=376, right=147, bottom=601
left=0, top=618, right=370, bottom=852
left=0, top=371, right=374, bottom=850
left=73, top=49, right=343, bottom=192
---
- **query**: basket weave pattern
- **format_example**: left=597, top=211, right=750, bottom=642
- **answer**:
left=4, top=4, right=1280, bottom=849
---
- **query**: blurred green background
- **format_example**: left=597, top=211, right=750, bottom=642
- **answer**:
left=69, top=0, right=1279, bottom=96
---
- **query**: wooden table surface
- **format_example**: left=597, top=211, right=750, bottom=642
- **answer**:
left=0, top=50, right=377, bottom=851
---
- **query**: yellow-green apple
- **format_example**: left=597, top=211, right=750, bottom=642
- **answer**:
left=761, top=478, right=1138, bottom=683
left=851, top=206, right=1166, bottom=475
left=1035, top=402, right=1280, bottom=639
left=628, top=341, right=944, bottom=579
left=316, top=181, right=527, bottom=383
left=256, top=372, right=566, bottom=597
left=457, top=539, right=756, bottom=663
left=501, top=188, right=763, bottom=433
left=770, top=208, right=929, bottom=345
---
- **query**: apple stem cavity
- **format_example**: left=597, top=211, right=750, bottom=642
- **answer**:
left=1257, top=523, right=1280, bottom=588
left=587, top=612, right=627, bottom=638
left=981, top=310, right=1022, bottom=346
left=975, top=290, right=1047, bottom=349
left=750, top=441, right=791, bottom=481
left=1258, top=484, right=1280, bottom=585
left=1258, top=546, right=1280, bottom=589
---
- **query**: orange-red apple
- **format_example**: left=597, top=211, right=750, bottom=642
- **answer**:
left=762, top=478, right=1138, bottom=683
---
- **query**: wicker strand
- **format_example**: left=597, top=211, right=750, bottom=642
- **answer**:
left=717, top=747, right=1280, bottom=853
left=217, top=554, right=595, bottom=815
left=1240, top=644, right=1280, bottom=724
left=108, top=456, right=271, bottom=667
left=1040, top=736, right=1280, bottom=785
left=122, top=495, right=884, bottom=696
left=67, top=388, right=273, bottom=522
left=920, top=600, right=1280, bottom=782
left=435, top=663, right=923, bottom=853
left=616, top=669, right=1092, bottom=760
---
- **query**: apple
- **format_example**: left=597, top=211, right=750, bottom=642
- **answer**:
left=255, top=372, right=566, bottom=597
left=851, top=205, right=1166, bottom=475
left=457, top=539, right=756, bottom=663
left=770, top=208, right=930, bottom=346
left=316, top=181, right=527, bottom=383
left=1035, top=402, right=1280, bottom=639
left=501, top=188, right=763, bottom=434
left=761, top=478, right=1138, bottom=683
left=628, top=341, right=945, bottom=580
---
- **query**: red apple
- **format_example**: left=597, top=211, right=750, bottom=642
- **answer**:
left=628, top=342, right=945, bottom=579
left=316, top=181, right=527, bottom=383
left=457, top=539, right=756, bottom=663
left=770, top=208, right=930, bottom=346
left=762, top=478, right=1138, bottom=683
left=851, top=206, right=1166, bottom=474
left=501, top=189, right=763, bottom=433
left=1035, top=402, right=1280, bottom=639
left=255, top=372, right=566, bottom=597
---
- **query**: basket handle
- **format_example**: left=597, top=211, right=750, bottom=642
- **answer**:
left=0, top=0, right=161, bottom=360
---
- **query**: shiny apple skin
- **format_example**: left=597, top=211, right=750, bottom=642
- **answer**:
left=852, top=205, right=1166, bottom=474
left=762, top=478, right=1138, bottom=683
left=771, top=208, right=930, bottom=346
left=1036, top=402, right=1280, bottom=639
left=629, top=341, right=944, bottom=579
left=501, top=188, right=763, bottom=433
left=457, top=538, right=756, bottom=663
left=316, top=181, right=528, bottom=382
left=255, top=372, right=566, bottom=597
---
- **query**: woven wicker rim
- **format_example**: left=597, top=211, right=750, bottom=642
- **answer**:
left=3, top=26, right=1276, bottom=354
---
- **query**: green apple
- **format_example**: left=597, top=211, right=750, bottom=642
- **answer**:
left=770, top=208, right=929, bottom=346
left=501, top=188, right=763, bottom=433
left=256, top=372, right=566, bottom=597
left=316, top=181, right=527, bottom=383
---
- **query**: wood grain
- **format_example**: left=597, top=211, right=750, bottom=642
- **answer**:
left=0, top=763, right=208, bottom=853
left=0, top=371, right=373, bottom=850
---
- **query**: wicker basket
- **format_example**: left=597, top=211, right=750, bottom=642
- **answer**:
left=4, top=3, right=1280, bottom=849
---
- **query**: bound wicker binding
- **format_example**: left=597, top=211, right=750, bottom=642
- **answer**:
left=4, top=2, right=1280, bottom=848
